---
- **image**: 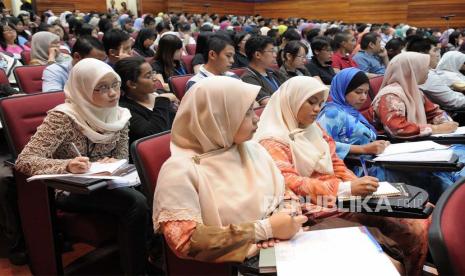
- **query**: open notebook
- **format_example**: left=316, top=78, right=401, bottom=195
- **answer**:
left=338, top=181, right=403, bottom=201
left=27, top=159, right=132, bottom=182
left=270, top=227, right=399, bottom=276
left=379, top=141, right=449, bottom=156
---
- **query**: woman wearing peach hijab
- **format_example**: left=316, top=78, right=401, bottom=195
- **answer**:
left=371, top=51, right=465, bottom=199
left=153, top=76, right=307, bottom=262
left=254, top=76, right=430, bottom=275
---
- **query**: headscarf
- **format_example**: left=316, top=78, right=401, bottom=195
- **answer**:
left=59, top=11, right=72, bottom=27
left=133, top=28, right=156, bottom=57
left=319, top=68, right=376, bottom=137
left=30, top=31, right=64, bottom=65
left=88, top=17, right=100, bottom=28
left=52, top=58, right=131, bottom=143
left=47, top=16, right=58, bottom=25
left=372, top=52, right=430, bottom=124
left=133, top=18, right=144, bottom=31
left=153, top=76, right=284, bottom=230
left=436, top=51, right=465, bottom=76
left=254, top=76, right=332, bottom=177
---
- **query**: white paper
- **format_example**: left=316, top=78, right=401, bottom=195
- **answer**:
left=275, top=227, right=399, bottom=276
left=431, top=126, right=465, bottom=137
left=88, top=159, right=128, bottom=175
left=378, top=141, right=448, bottom=157
left=27, top=174, right=122, bottom=182
left=106, top=170, right=141, bottom=190
left=373, top=149, right=454, bottom=162
left=373, top=182, right=401, bottom=196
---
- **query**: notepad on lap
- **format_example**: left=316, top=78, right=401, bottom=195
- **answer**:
left=258, top=247, right=276, bottom=273
left=275, top=227, right=399, bottom=276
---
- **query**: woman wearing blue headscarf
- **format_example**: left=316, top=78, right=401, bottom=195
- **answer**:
left=318, top=68, right=454, bottom=202
left=318, top=68, right=389, bottom=159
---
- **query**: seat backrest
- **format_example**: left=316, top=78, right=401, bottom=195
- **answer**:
left=429, top=177, right=465, bottom=275
left=169, top=74, right=193, bottom=100
left=0, top=91, right=65, bottom=157
left=131, top=131, right=232, bottom=276
left=14, top=65, right=47, bottom=94
left=185, top=44, right=196, bottom=55
left=231, top=67, right=246, bottom=77
left=0, top=69, right=9, bottom=86
left=181, top=55, right=194, bottom=74
left=359, top=75, right=384, bottom=114
left=21, top=50, right=31, bottom=65
left=131, top=131, right=171, bottom=205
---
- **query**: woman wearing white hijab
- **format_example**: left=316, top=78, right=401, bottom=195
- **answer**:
left=153, top=76, right=308, bottom=262
left=15, top=58, right=149, bottom=275
left=421, top=51, right=465, bottom=109
left=254, top=76, right=430, bottom=275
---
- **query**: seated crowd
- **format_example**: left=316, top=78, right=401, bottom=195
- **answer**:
left=1, top=6, right=465, bottom=275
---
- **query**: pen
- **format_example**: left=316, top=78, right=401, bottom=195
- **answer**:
left=360, top=157, right=369, bottom=176
left=408, top=191, right=421, bottom=205
left=70, top=142, right=82, bottom=157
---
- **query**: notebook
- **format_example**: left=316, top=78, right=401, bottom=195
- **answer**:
left=378, top=141, right=448, bottom=157
left=274, top=227, right=399, bottom=276
left=27, top=159, right=131, bottom=182
left=338, top=181, right=402, bottom=201
left=258, top=247, right=276, bottom=273
left=373, top=149, right=455, bottom=163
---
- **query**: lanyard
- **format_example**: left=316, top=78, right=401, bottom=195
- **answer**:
left=262, top=75, right=279, bottom=91
left=174, top=66, right=186, bottom=76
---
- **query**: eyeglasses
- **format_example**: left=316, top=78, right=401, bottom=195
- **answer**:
left=296, top=55, right=307, bottom=59
left=262, top=49, right=278, bottom=55
left=3, top=29, right=16, bottom=33
left=94, top=81, right=121, bottom=94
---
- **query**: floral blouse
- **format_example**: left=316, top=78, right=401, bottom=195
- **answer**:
left=15, top=111, right=128, bottom=176
left=259, top=125, right=357, bottom=206
left=371, top=93, right=450, bottom=138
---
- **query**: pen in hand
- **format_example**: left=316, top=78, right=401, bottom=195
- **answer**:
left=71, top=142, right=81, bottom=157
left=67, top=142, right=90, bottom=174
left=360, top=157, right=369, bottom=176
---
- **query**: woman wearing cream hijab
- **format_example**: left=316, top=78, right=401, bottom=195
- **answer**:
left=153, top=76, right=307, bottom=262
left=30, top=31, right=70, bottom=65
left=15, top=58, right=149, bottom=275
left=254, top=76, right=430, bottom=275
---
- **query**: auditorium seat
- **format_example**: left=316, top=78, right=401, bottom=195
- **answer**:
left=0, top=69, right=9, bottom=86
left=169, top=74, right=193, bottom=100
left=131, top=131, right=234, bottom=276
left=429, top=177, right=465, bottom=275
left=185, top=44, right=196, bottom=55
left=14, top=65, right=47, bottom=94
left=20, top=50, right=31, bottom=65
left=181, top=54, right=194, bottom=74
left=231, top=67, right=246, bottom=77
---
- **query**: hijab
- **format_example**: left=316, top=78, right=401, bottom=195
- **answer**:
left=30, top=31, right=64, bottom=64
left=436, top=51, right=465, bottom=81
left=153, top=76, right=284, bottom=230
left=320, top=68, right=376, bottom=137
left=254, top=76, right=333, bottom=177
left=52, top=58, right=131, bottom=143
left=133, top=18, right=144, bottom=31
left=372, top=52, right=430, bottom=124
left=133, top=28, right=156, bottom=57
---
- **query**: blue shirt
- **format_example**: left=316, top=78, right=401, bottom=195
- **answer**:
left=42, top=59, right=72, bottom=92
left=353, top=50, right=385, bottom=75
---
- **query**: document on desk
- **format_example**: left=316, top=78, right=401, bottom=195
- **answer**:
left=431, top=126, right=465, bottom=137
left=27, top=159, right=132, bottom=182
left=275, top=227, right=399, bottom=276
left=373, top=149, right=454, bottom=162
left=379, top=141, right=448, bottom=157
